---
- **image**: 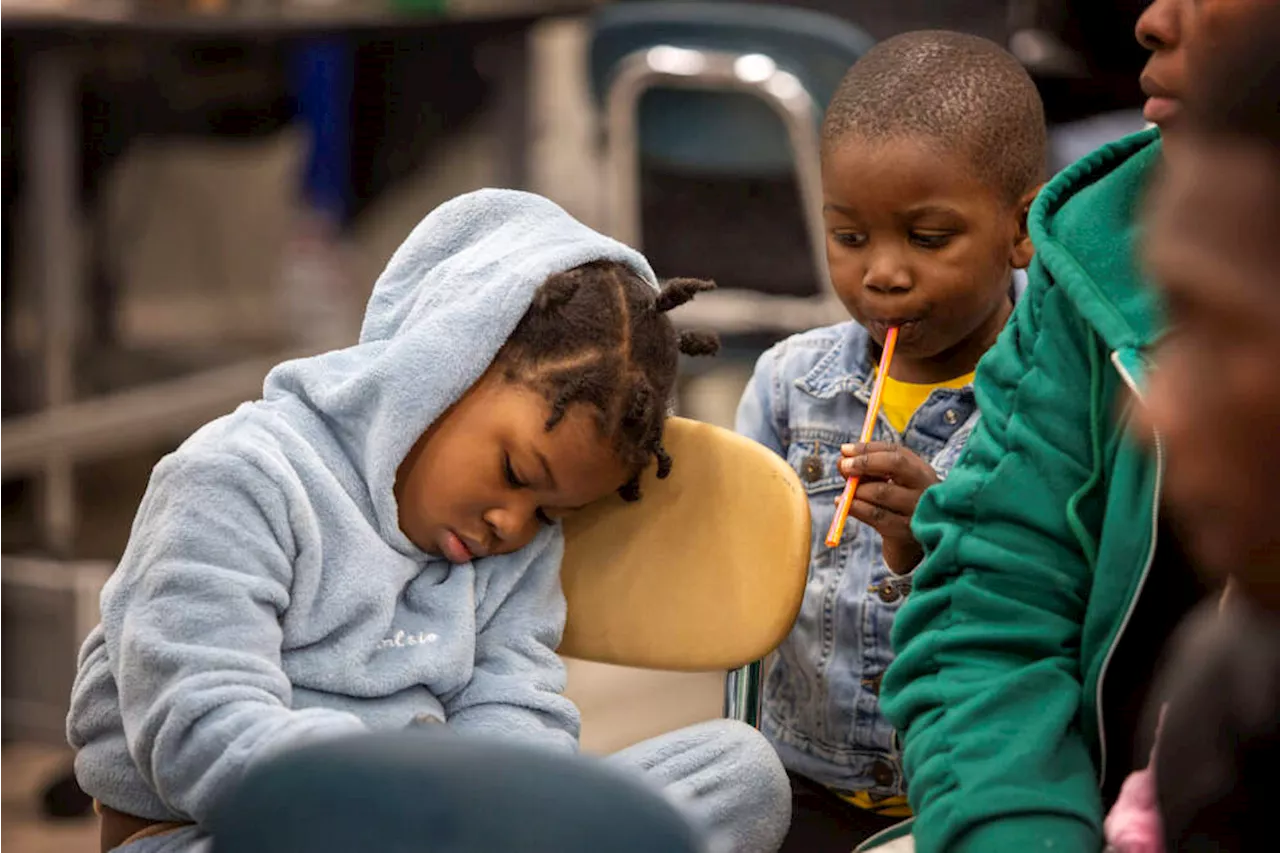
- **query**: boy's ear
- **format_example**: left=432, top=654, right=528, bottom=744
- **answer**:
left=1010, top=183, right=1043, bottom=270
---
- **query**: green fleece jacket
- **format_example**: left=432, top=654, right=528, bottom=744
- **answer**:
left=879, top=127, right=1167, bottom=853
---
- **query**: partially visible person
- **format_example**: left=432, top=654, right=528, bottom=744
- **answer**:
left=1142, top=5, right=1280, bottom=611
left=1109, top=8, right=1280, bottom=850
left=736, top=31, right=1044, bottom=852
left=879, top=1, right=1272, bottom=851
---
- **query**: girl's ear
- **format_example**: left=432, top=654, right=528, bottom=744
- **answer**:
left=1011, top=183, right=1043, bottom=270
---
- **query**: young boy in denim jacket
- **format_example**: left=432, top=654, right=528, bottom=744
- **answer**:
left=735, top=31, right=1045, bottom=851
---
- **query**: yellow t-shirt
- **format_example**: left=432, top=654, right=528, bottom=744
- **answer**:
left=835, top=790, right=913, bottom=818
left=878, top=371, right=975, bottom=433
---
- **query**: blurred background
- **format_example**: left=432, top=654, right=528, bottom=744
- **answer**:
left=1, top=0, right=1149, bottom=849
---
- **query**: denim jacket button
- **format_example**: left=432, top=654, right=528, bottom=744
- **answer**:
left=800, top=453, right=824, bottom=483
left=876, top=579, right=900, bottom=603
left=871, top=760, right=895, bottom=787
left=861, top=672, right=883, bottom=696
left=944, top=409, right=959, bottom=425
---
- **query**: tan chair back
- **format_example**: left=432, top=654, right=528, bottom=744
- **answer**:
left=560, top=417, right=809, bottom=671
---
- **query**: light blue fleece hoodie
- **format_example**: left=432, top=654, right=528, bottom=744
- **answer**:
left=67, top=189, right=659, bottom=826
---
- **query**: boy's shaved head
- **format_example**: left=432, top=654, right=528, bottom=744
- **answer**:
left=822, top=30, right=1047, bottom=203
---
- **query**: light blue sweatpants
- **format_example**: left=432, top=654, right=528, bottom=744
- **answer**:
left=610, top=719, right=792, bottom=853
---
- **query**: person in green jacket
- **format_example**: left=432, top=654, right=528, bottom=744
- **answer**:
left=872, top=1, right=1274, bottom=850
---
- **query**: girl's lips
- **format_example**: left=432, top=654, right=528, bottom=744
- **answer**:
left=439, top=529, right=475, bottom=564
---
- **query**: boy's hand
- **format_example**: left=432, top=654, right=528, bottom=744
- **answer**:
left=838, top=442, right=940, bottom=574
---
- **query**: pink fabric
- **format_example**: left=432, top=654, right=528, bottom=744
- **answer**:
left=1103, top=707, right=1167, bottom=853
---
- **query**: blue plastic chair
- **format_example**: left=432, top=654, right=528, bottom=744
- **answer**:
left=590, top=2, right=874, bottom=334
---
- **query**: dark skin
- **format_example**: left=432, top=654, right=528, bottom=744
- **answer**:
left=1136, top=0, right=1196, bottom=129
left=395, top=367, right=630, bottom=564
left=1140, top=140, right=1280, bottom=612
left=1137, top=0, right=1266, bottom=136
left=822, top=135, right=1036, bottom=572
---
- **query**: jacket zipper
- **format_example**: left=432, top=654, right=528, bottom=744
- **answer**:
left=1094, top=352, right=1163, bottom=791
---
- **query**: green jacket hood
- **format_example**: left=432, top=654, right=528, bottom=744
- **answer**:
left=1029, top=127, right=1164, bottom=357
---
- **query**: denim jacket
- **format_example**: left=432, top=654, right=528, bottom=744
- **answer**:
left=735, top=279, right=1022, bottom=795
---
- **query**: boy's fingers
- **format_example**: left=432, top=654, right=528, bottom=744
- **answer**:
left=839, top=449, right=925, bottom=483
left=840, top=440, right=896, bottom=457
left=847, top=499, right=912, bottom=538
left=853, top=480, right=918, bottom=515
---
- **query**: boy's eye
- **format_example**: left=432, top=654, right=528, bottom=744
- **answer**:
left=910, top=231, right=953, bottom=249
left=503, top=453, right=528, bottom=489
left=832, top=231, right=867, bottom=248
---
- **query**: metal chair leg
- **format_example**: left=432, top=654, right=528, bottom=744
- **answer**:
left=27, top=47, right=81, bottom=556
left=723, top=659, right=763, bottom=726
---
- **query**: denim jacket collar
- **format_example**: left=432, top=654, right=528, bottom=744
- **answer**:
left=794, top=323, right=876, bottom=401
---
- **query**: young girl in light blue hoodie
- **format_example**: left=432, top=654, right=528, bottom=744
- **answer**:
left=68, top=189, right=790, bottom=853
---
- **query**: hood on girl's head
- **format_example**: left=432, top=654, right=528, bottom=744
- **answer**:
left=263, top=189, right=658, bottom=550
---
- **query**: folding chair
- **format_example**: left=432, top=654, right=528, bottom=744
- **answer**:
left=561, top=416, right=810, bottom=725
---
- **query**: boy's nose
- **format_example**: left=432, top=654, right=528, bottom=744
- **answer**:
left=862, top=250, right=912, bottom=294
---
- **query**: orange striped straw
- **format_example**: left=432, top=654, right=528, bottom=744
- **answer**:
left=825, top=326, right=900, bottom=548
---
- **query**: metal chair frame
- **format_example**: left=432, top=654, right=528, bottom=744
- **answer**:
left=601, top=45, right=846, bottom=336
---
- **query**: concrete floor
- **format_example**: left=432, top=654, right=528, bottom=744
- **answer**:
left=2, top=16, right=741, bottom=851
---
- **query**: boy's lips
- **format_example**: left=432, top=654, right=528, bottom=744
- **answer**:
left=865, top=316, right=924, bottom=341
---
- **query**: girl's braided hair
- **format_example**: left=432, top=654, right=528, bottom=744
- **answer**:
left=497, top=261, right=719, bottom=500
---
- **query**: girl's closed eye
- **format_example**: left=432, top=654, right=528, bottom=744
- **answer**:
left=502, top=452, right=528, bottom=488
left=503, top=453, right=555, bottom=525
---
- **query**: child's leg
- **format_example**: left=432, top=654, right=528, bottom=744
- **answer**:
left=607, top=719, right=791, bottom=853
